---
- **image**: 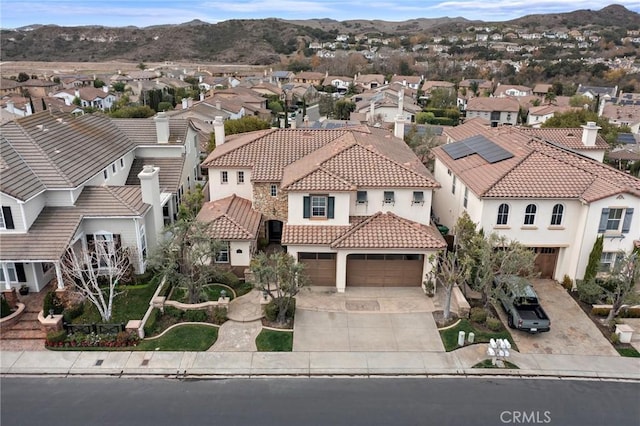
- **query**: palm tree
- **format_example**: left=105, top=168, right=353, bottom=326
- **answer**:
left=544, top=91, right=557, bottom=105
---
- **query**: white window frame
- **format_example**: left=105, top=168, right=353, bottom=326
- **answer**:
left=463, top=187, right=469, bottom=208
left=524, top=204, right=537, bottom=225
left=383, top=191, right=395, bottom=205
left=551, top=203, right=564, bottom=226
left=452, top=175, right=457, bottom=194
left=497, top=203, right=509, bottom=225
left=356, top=191, right=367, bottom=204
left=139, top=224, right=147, bottom=259
left=0, top=208, right=5, bottom=229
left=120, top=158, right=125, bottom=168
left=311, top=195, right=327, bottom=218
left=237, top=171, right=245, bottom=184
left=111, top=163, right=116, bottom=174
left=103, top=169, right=108, bottom=179
left=92, top=233, right=116, bottom=270
left=215, top=242, right=230, bottom=263
left=221, top=171, right=228, bottom=184
left=599, top=252, right=623, bottom=273
left=412, top=191, right=424, bottom=205
left=0, top=263, right=17, bottom=282
left=270, top=184, right=278, bottom=197
left=606, top=208, right=623, bottom=231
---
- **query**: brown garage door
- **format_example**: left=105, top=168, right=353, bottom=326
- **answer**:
left=347, top=254, right=423, bottom=287
left=298, top=252, right=336, bottom=286
left=533, top=247, right=558, bottom=279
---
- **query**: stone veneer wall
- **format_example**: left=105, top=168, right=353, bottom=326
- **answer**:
left=252, top=182, right=288, bottom=222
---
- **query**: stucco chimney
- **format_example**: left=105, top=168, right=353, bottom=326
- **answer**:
left=103, top=85, right=109, bottom=93
left=369, top=101, right=375, bottom=124
left=154, top=112, right=170, bottom=144
left=581, top=121, right=601, bottom=147
left=199, top=93, right=205, bottom=101
left=138, top=165, right=163, bottom=247
left=182, top=98, right=188, bottom=110
left=215, top=100, right=221, bottom=110
left=394, top=114, right=405, bottom=139
left=214, top=116, right=225, bottom=145
left=199, top=75, right=203, bottom=83
left=74, top=89, right=80, bottom=99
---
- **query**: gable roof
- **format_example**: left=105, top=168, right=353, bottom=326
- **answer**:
left=282, top=212, right=446, bottom=249
left=466, top=97, right=520, bottom=112
left=519, top=127, right=609, bottom=151
left=112, top=117, right=189, bottom=145
left=281, top=128, right=439, bottom=191
left=125, top=157, right=185, bottom=193
left=196, top=194, right=262, bottom=240
left=1, top=111, right=134, bottom=198
left=434, top=126, right=640, bottom=202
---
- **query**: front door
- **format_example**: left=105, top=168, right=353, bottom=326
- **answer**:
left=267, top=220, right=283, bottom=243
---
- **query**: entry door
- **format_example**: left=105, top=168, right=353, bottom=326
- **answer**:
left=268, top=221, right=282, bottom=242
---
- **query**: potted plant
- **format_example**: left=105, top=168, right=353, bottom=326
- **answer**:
left=18, top=284, right=29, bottom=296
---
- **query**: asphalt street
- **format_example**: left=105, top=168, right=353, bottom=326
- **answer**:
left=1, top=377, right=638, bottom=426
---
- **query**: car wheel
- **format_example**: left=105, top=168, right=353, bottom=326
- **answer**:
left=507, top=313, right=514, bottom=329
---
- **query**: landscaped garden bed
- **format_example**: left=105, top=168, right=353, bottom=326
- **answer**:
left=439, top=318, right=517, bottom=352
left=136, top=324, right=219, bottom=351
left=168, top=283, right=235, bottom=303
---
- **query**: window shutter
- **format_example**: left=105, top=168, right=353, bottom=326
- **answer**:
left=598, top=208, right=609, bottom=233
left=303, top=196, right=310, bottom=218
left=2, top=206, right=14, bottom=229
left=622, top=208, right=634, bottom=233
left=15, top=263, right=26, bottom=283
left=327, top=197, right=335, bottom=219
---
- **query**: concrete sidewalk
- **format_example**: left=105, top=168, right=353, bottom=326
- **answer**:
left=2, top=347, right=638, bottom=379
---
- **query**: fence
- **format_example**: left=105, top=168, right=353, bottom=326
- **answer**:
left=63, top=322, right=125, bottom=335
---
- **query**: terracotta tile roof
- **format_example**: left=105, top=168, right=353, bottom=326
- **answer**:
left=126, top=157, right=185, bottom=193
left=197, top=195, right=261, bottom=240
left=422, top=80, right=455, bottom=92
left=533, top=84, right=553, bottom=94
left=1, top=111, right=134, bottom=194
left=445, top=117, right=491, bottom=141
left=466, top=97, right=520, bottom=112
left=434, top=125, right=640, bottom=202
left=282, top=223, right=352, bottom=245
left=520, top=127, right=609, bottom=151
left=331, top=212, right=446, bottom=249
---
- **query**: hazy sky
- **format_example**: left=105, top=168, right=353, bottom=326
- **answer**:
left=1, top=1, right=638, bottom=28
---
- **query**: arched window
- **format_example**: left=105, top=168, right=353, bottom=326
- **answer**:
left=551, top=204, right=564, bottom=226
left=497, top=203, right=509, bottom=225
left=524, top=204, right=537, bottom=225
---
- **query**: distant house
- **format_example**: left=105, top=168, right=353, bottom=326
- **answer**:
left=465, top=97, right=519, bottom=126
left=52, top=87, right=117, bottom=111
left=354, top=73, right=386, bottom=91
left=293, top=72, right=326, bottom=86
left=532, top=84, right=553, bottom=97
left=390, top=75, right=423, bottom=91
left=601, top=103, right=640, bottom=134
left=577, top=84, right=618, bottom=101
left=493, top=84, right=532, bottom=98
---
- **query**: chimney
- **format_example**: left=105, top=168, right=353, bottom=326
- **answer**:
left=581, top=121, right=601, bottom=147
left=199, top=92, right=205, bottom=101
left=103, top=85, right=109, bottom=93
left=199, top=75, right=203, bottom=83
left=138, top=165, right=163, bottom=247
left=74, top=89, right=80, bottom=99
left=214, top=116, right=225, bottom=145
left=215, top=100, right=221, bottom=110
left=394, top=114, right=405, bottom=139
left=6, top=100, right=14, bottom=114
left=369, top=100, right=375, bottom=124
left=154, top=112, right=170, bottom=144
left=182, top=98, right=188, bottom=109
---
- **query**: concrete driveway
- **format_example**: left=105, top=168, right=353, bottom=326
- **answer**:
left=293, top=310, right=445, bottom=352
left=496, top=279, right=618, bottom=357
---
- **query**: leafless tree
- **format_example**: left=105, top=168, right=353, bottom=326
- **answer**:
left=61, top=242, right=134, bottom=322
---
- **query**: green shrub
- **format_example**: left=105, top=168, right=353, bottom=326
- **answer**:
left=610, top=332, right=620, bottom=345
left=62, top=303, right=85, bottom=323
left=42, top=291, right=64, bottom=316
left=46, top=330, right=67, bottom=345
left=619, top=307, right=640, bottom=318
left=210, top=306, right=227, bottom=325
left=485, top=316, right=503, bottom=331
left=143, top=308, right=160, bottom=336
left=577, top=279, right=604, bottom=304
left=469, top=307, right=488, bottom=324
left=185, top=309, right=207, bottom=322
left=164, top=306, right=184, bottom=319
left=0, top=297, right=12, bottom=318
left=591, top=306, right=611, bottom=317
left=210, top=270, right=240, bottom=288
left=264, top=298, right=296, bottom=323
left=561, top=275, right=573, bottom=290
left=584, top=235, right=603, bottom=283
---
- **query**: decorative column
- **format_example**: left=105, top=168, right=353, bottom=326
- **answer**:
left=54, top=261, right=65, bottom=289
left=2, top=263, right=11, bottom=290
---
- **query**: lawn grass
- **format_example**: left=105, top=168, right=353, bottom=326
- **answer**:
left=616, top=346, right=640, bottom=357
left=135, top=324, right=218, bottom=351
left=472, top=359, right=519, bottom=369
left=169, top=284, right=235, bottom=303
left=255, top=329, right=293, bottom=352
left=440, top=319, right=518, bottom=352
left=72, top=281, right=159, bottom=324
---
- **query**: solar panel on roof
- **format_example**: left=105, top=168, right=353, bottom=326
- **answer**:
left=618, top=133, right=637, bottom=145
left=442, top=135, right=513, bottom=163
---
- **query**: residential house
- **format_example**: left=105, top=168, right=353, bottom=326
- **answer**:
left=18, top=79, right=59, bottom=98
left=577, top=84, right=618, bottom=101
left=200, top=121, right=446, bottom=291
left=52, top=87, right=117, bottom=111
left=390, top=75, right=423, bottom=91
left=493, top=84, right=532, bottom=98
left=354, top=73, right=386, bottom=91
left=353, top=89, right=421, bottom=124
left=532, top=84, right=554, bottom=97
left=0, top=79, right=22, bottom=96
left=293, top=72, right=326, bottom=86
left=0, top=111, right=202, bottom=293
left=321, top=75, right=354, bottom=94
left=526, top=104, right=576, bottom=128
left=519, top=123, right=609, bottom=162
left=58, top=75, right=95, bottom=89
left=465, top=97, right=519, bottom=126
left=431, top=122, right=639, bottom=282
left=601, top=103, right=640, bottom=134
